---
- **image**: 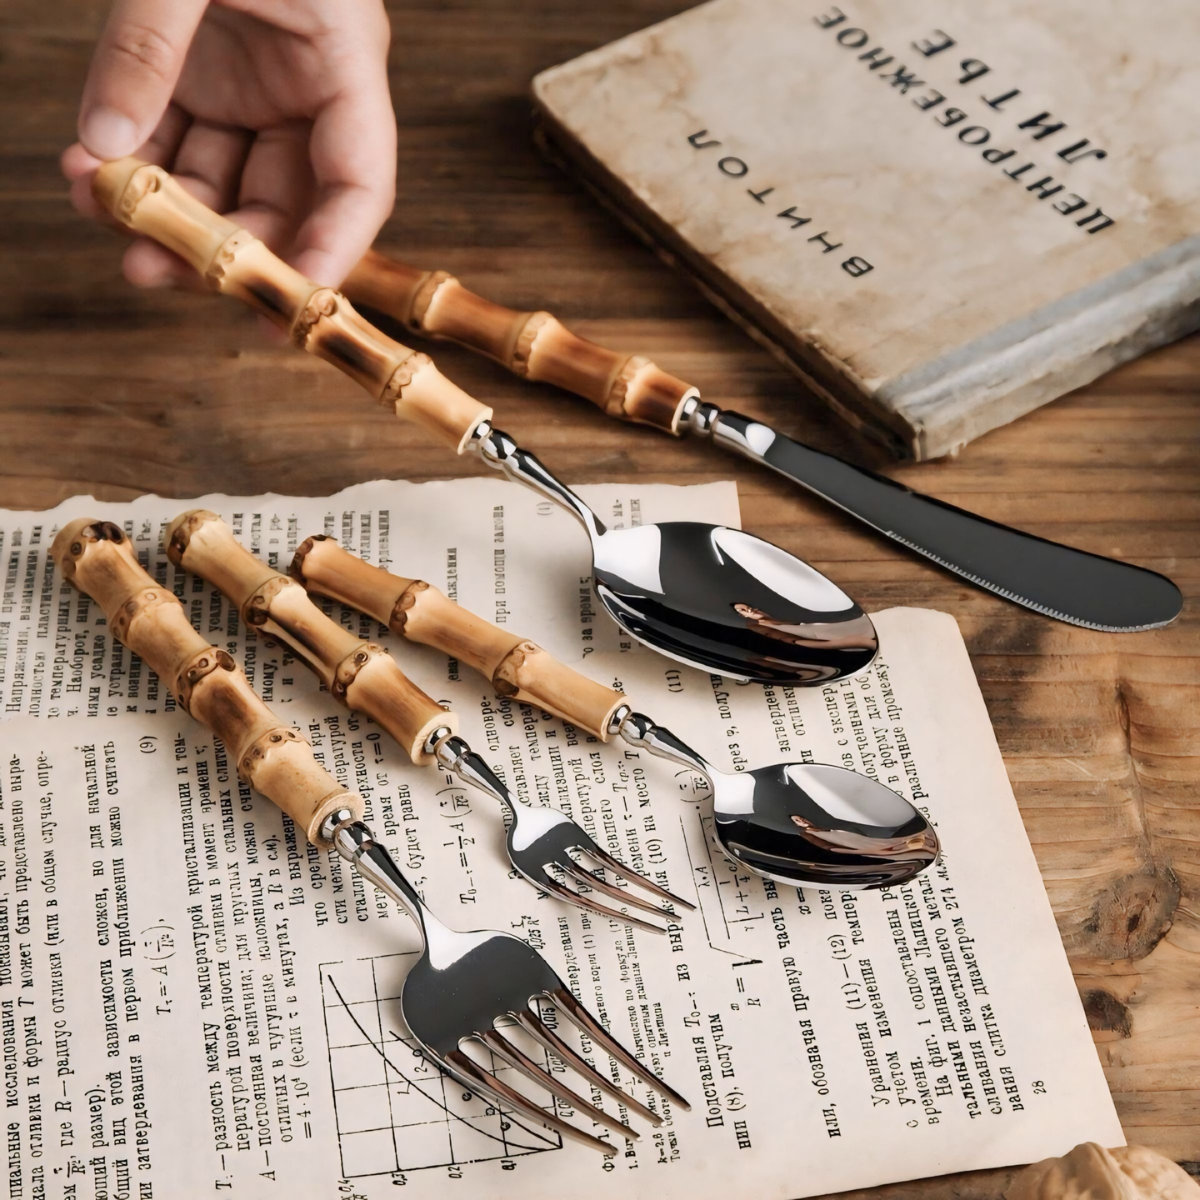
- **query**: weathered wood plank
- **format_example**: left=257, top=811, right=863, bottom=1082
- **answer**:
left=1, top=0, right=1197, bottom=1191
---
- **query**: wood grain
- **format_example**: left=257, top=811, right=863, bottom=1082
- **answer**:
left=0, top=1, right=1197, bottom=1193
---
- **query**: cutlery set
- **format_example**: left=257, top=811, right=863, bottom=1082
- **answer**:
left=63, top=156, right=1179, bottom=1152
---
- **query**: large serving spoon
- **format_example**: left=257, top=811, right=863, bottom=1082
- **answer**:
left=92, top=158, right=878, bottom=685
left=293, top=535, right=940, bottom=889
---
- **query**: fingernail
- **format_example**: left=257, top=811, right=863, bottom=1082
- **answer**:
left=79, top=106, right=139, bottom=159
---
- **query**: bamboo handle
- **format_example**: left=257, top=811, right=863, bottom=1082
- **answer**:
left=50, top=518, right=363, bottom=846
left=165, top=510, right=457, bottom=764
left=345, top=249, right=698, bottom=435
left=92, top=159, right=492, bottom=452
left=291, top=534, right=626, bottom=741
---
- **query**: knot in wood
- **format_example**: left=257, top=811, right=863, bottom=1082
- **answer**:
left=166, top=509, right=217, bottom=565
left=110, top=586, right=172, bottom=639
left=120, top=165, right=161, bottom=218
left=608, top=354, right=653, bottom=419
left=493, top=641, right=539, bottom=698
left=332, top=643, right=385, bottom=698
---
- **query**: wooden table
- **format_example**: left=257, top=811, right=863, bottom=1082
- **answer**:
left=1, top=2, right=1197, bottom=1195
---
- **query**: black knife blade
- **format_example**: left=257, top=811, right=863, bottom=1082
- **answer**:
left=707, top=410, right=1182, bottom=632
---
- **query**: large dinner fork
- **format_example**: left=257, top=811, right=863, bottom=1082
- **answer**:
left=324, top=805, right=690, bottom=1154
left=52, top=517, right=687, bottom=1156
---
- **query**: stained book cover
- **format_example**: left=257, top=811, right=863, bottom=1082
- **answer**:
left=532, top=0, right=1200, bottom=459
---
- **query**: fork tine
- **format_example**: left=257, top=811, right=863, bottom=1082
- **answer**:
left=516, top=1009, right=663, bottom=1127
left=540, top=876, right=667, bottom=934
left=548, top=987, right=692, bottom=1111
left=561, top=860, right=678, bottom=917
left=444, top=1048, right=617, bottom=1156
left=582, top=845, right=697, bottom=911
left=480, top=1028, right=641, bottom=1141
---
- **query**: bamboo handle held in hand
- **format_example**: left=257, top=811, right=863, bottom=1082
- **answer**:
left=166, top=511, right=458, bottom=764
left=92, top=159, right=492, bottom=452
left=50, top=518, right=363, bottom=846
left=291, top=534, right=626, bottom=741
left=344, top=250, right=698, bottom=435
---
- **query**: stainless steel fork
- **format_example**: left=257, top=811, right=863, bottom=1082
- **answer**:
left=431, top=727, right=695, bottom=933
left=323, top=806, right=690, bottom=1154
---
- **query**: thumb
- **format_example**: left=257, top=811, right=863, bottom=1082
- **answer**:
left=79, top=0, right=208, bottom=160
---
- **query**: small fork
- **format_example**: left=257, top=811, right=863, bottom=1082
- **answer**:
left=324, top=806, right=690, bottom=1154
left=431, top=727, right=693, bottom=932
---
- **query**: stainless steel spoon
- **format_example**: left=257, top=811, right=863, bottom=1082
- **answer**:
left=470, top=422, right=879, bottom=684
left=612, top=707, right=939, bottom=889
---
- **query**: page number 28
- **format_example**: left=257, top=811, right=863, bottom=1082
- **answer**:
left=1032, top=1080, right=1047, bottom=1095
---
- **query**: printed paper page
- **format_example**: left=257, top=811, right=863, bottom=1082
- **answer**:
left=0, top=480, right=1121, bottom=1197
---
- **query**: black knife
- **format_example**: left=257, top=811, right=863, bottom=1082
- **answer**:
left=694, top=406, right=1182, bottom=632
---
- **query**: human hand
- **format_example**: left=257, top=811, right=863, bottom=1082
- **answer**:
left=62, top=0, right=397, bottom=289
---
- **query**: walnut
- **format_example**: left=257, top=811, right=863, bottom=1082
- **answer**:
left=1007, top=1142, right=1198, bottom=1199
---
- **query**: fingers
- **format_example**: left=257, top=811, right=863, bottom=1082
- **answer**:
left=78, top=0, right=209, bottom=161
left=63, top=102, right=191, bottom=220
left=121, top=118, right=252, bottom=286
left=290, top=75, right=397, bottom=286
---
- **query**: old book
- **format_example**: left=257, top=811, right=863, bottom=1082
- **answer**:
left=532, top=0, right=1200, bottom=459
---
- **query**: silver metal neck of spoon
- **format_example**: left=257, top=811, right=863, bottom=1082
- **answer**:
left=609, top=704, right=715, bottom=778
left=467, top=420, right=607, bottom=543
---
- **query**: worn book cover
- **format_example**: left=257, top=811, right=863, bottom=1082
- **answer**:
left=532, top=0, right=1200, bottom=458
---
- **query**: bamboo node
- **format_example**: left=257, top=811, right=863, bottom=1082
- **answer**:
left=166, top=509, right=218, bottom=565
left=511, top=312, right=553, bottom=376
left=238, top=727, right=302, bottom=781
left=289, top=534, right=330, bottom=582
left=174, top=646, right=236, bottom=713
left=607, top=354, right=653, bottom=418
left=120, top=165, right=161, bottom=218
left=390, top=581, right=430, bottom=632
left=493, top=641, right=537, bottom=698
left=111, top=586, right=175, bottom=639
left=292, top=288, right=340, bottom=348
left=409, top=270, right=454, bottom=329
left=207, top=229, right=257, bottom=287
left=244, top=576, right=297, bottom=627
left=380, top=353, right=433, bottom=408
left=331, top=642, right=386, bottom=698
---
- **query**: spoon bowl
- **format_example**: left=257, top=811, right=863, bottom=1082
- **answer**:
left=710, top=761, right=939, bottom=889
left=616, top=711, right=939, bottom=890
left=474, top=425, right=877, bottom=685
left=593, top=522, right=878, bottom=683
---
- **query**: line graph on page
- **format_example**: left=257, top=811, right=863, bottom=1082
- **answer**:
left=319, top=954, right=563, bottom=1180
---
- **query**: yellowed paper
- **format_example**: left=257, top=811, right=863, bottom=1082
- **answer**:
left=0, top=479, right=1120, bottom=1197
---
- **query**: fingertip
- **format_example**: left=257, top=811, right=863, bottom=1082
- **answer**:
left=123, top=238, right=191, bottom=288
left=61, top=142, right=102, bottom=182
left=68, top=173, right=106, bottom=220
left=292, top=248, right=347, bottom=290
